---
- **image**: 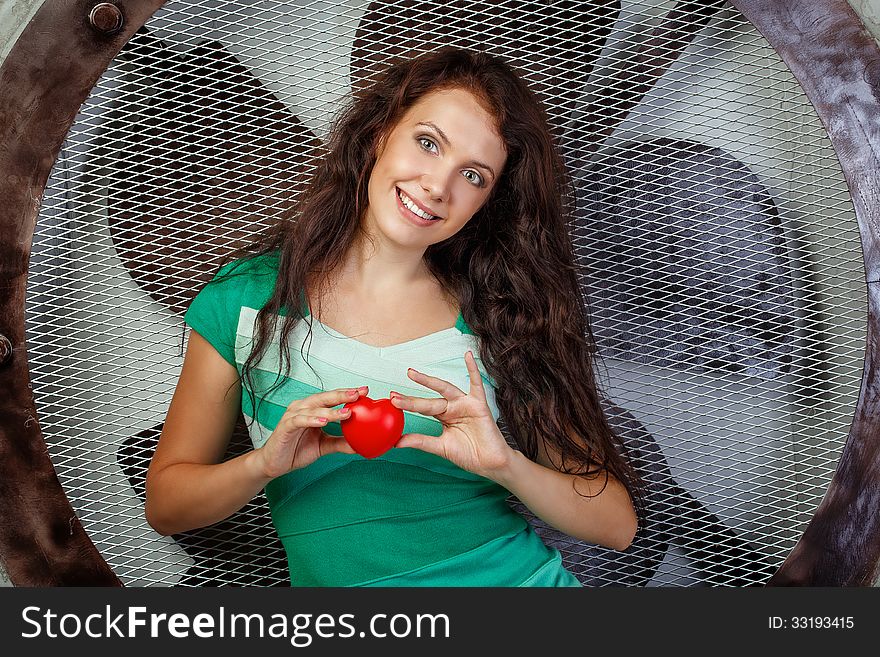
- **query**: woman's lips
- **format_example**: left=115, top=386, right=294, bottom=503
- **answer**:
left=396, top=187, right=442, bottom=226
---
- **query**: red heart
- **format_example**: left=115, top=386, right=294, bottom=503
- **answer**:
left=340, top=396, right=405, bottom=459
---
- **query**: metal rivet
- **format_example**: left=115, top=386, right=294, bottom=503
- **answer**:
left=865, top=60, right=880, bottom=89
left=0, top=334, right=11, bottom=367
left=89, top=3, right=124, bottom=35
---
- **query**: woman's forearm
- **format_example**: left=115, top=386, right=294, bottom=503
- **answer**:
left=144, top=450, right=272, bottom=536
left=490, top=449, right=638, bottom=551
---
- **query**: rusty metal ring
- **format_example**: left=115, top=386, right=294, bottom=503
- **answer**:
left=0, top=0, right=878, bottom=587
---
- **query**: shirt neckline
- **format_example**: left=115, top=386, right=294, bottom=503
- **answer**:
left=302, top=306, right=468, bottom=351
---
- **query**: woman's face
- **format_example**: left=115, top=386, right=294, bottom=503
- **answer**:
left=363, top=87, right=508, bottom=251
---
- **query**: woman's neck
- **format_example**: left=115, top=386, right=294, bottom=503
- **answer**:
left=306, top=232, right=457, bottom=324
left=332, top=232, right=433, bottom=295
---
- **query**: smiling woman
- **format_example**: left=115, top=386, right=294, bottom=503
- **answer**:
left=144, top=46, right=645, bottom=587
left=365, top=87, right=506, bottom=242
left=313, top=87, right=508, bottom=348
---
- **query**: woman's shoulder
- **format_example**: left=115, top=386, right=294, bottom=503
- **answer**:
left=215, top=250, right=280, bottom=281
left=193, top=250, right=280, bottom=314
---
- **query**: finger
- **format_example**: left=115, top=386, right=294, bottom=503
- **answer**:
left=289, top=386, right=368, bottom=411
left=279, top=413, right=332, bottom=435
left=304, top=405, right=353, bottom=420
left=390, top=393, right=448, bottom=417
left=320, top=433, right=357, bottom=455
left=406, top=367, right=464, bottom=399
left=464, top=350, right=487, bottom=402
left=395, top=432, right=443, bottom=456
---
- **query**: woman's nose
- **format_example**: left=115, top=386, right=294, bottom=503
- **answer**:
left=421, top=169, right=452, bottom=202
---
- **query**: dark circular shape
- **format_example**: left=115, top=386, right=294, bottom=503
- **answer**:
left=89, top=3, right=124, bottom=35
left=0, top=335, right=11, bottom=367
left=577, top=137, right=794, bottom=379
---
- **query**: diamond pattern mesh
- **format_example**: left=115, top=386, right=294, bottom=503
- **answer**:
left=23, top=0, right=864, bottom=586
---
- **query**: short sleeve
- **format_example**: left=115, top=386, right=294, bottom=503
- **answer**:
left=184, top=259, right=258, bottom=366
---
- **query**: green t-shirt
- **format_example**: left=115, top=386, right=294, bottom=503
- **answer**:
left=184, top=253, right=582, bottom=587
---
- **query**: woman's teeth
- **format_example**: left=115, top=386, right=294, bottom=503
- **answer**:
left=398, top=189, right=439, bottom=220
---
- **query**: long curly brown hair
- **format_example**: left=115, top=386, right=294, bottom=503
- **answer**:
left=222, top=46, right=646, bottom=525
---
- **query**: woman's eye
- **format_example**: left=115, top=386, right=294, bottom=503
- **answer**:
left=463, top=170, right=484, bottom=187
left=418, top=137, right=437, bottom=153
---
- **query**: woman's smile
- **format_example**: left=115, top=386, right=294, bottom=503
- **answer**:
left=396, top=187, right=443, bottom=226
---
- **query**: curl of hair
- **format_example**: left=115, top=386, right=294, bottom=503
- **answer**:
left=219, top=46, right=646, bottom=528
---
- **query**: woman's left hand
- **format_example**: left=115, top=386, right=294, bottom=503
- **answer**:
left=390, top=350, right=516, bottom=480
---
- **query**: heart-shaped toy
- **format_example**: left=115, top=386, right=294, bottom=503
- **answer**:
left=340, top=396, right=405, bottom=459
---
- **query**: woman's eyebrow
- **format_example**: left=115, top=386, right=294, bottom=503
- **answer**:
left=416, top=121, right=497, bottom=179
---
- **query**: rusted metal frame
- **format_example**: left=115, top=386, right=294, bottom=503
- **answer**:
left=0, top=0, right=167, bottom=586
left=0, top=0, right=876, bottom=588
left=731, top=0, right=880, bottom=585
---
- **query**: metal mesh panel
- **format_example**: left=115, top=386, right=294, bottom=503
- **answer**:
left=23, top=0, right=864, bottom=586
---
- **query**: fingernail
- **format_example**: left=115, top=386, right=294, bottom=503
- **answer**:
left=318, top=417, right=328, bottom=423
left=358, top=385, right=369, bottom=392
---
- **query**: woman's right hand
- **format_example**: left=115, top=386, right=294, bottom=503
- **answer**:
left=255, top=386, right=368, bottom=478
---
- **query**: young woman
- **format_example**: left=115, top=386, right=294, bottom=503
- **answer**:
left=145, top=46, right=646, bottom=587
